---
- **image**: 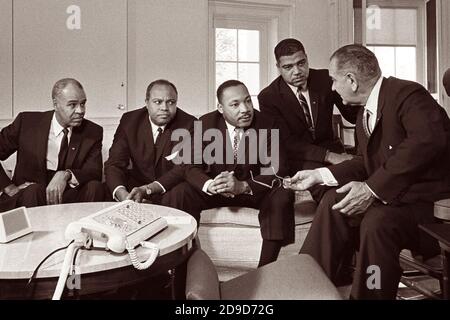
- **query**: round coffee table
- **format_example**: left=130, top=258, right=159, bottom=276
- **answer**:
left=0, top=202, right=197, bottom=299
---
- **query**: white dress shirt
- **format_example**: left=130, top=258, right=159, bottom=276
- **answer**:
left=112, top=117, right=167, bottom=201
left=202, top=121, right=243, bottom=194
left=317, top=76, right=384, bottom=200
left=47, top=114, right=78, bottom=187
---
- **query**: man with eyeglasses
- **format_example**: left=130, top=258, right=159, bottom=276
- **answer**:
left=164, top=80, right=295, bottom=267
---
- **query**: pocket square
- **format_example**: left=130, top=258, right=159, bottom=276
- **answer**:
left=165, top=151, right=180, bottom=161
left=388, top=145, right=393, bottom=150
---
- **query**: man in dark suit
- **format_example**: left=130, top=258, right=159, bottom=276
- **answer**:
left=104, top=79, right=196, bottom=203
left=258, top=38, right=359, bottom=176
left=0, top=78, right=105, bottom=212
left=164, top=80, right=295, bottom=267
left=287, top=45, right=450, bottom=299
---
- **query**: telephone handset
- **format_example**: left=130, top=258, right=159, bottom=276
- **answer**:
left=53, top=201, right=168, bottom=300
left=65, top=200, right=168, bottom=253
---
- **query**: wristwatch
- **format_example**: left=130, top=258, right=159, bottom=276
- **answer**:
left=145, top=184, right=152, bottom=195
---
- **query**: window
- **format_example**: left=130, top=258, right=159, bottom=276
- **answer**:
left=208, top=1, right=293, bottom=111
left=215, top=27, right=263, bottom=109
left=353, top=0, right=426, bottom=85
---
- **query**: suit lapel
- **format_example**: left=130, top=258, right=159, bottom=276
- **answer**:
left=65, top=125, right=82, bottom=169
left=154, top=126, right=171, bottom=165
left=367, top=77, right=387, bottom=142
left=278, top=80, right=306, bottom=123
left=34, top=112, right=53, bottom=172
left=308, top=89, right=319, bottom=126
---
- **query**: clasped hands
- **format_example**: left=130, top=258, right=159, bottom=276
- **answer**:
left=284, top=170, right=375, bottom=217
left=207, top=171, right=249, bottom=198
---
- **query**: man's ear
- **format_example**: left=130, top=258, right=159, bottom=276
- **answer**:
left=217, top=103, right=224, bottom=114
left=53, top=99, right=57, bottom=108
left=346, top=73, right=358, bottom=92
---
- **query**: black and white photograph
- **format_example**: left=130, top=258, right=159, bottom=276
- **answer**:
left=0, top=0, right=450, bottom=312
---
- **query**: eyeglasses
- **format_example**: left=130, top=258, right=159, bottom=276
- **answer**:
left=249, top=166, right=290, bottom=189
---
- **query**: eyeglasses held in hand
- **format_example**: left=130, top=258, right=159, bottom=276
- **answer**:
left=249, top=167, right=290, bottom=189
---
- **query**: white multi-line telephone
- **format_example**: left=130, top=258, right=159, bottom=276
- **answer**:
left=52, top=200, right=168, bottom=300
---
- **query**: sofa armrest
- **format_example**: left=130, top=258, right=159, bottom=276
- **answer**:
left=185, top=249, right=221, bottom=300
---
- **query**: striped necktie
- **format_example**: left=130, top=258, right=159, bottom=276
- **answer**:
left=297, top=89, right=315, bottom=138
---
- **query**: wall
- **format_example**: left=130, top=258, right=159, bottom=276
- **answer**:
left=294, top=0, right=334, bottom=68
left=128, top=0, right=209, bottom=116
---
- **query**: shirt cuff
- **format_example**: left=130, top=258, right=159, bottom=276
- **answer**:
left=67, top=170, right=79, bottom=188
left=154, top=181, right=166, bottom=194
left=317, top=168, right=339, bottom=186
left=112, top=185, right=127, bottom=201
left=202, top=179, right=214, bottom=195
left=364, top=182, right=387, bottom=204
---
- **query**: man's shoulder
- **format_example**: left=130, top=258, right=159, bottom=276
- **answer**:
left=258, top=76, right=283, bottom=98
left=308, top=68, right=332, bottom=88
left=121, top=107, right=148, bottom=121
left=197, top=110, right=222, bottom=129
left=382, top=77, right=428, bottom=101
left=15, top=110, right=53, bottom=121
left=171, top=108, right=197, bottom=128
left=251, top=110, right=277, bottom=129
left=79, top=118, right=103, bottom=136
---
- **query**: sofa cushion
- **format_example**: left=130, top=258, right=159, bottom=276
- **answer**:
left=200, top=190, right=316, bottom=226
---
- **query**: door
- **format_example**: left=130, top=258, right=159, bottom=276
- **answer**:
left=13, top=0, right=127, bottom=118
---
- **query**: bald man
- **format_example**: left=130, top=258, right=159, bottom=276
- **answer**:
left=0, top=78, right=104, bottom=212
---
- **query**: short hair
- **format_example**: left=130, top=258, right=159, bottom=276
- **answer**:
left=52, top=78, right=84, bottom=100
left=146, top=79, right=178, bottom=101
left=274, top=38, right=306, bottom=62
left=330, top=44, right=381, bottom=84
left=216, top=80, right=246, bottom=104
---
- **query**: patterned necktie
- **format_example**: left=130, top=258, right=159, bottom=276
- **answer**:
left=57, top=128, right=69, bottom=170
left=233, top=128, right=241, bottom=162
left=362, top=108, right=372, bottom=137
left=297, top=89, right=315, bottom=138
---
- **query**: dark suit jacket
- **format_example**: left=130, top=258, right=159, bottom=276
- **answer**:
left=185, top=110, right=289, bottom=196
left=258, top=69, right=359, bottom=172
left=104, top=107, right=196, bottom=193
left=329, top=77, right=450, bottom=204
left=0, top=111, right=103, bottom=189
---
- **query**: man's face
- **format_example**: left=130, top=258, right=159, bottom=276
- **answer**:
left=218, top=84, right=254, bottom=128
left=146, top=84, right=177, bottom=126
left=54, top=84, right=86, bottom=128
left=277, top=50, right=309, bottom=89
left=329, top=58, right=359, bottom=106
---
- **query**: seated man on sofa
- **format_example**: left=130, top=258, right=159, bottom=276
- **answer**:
left=0, top=78, right=105, bottom=212
left=286, top=45, right=450, bottom=299
left=104, top=79, right=196, bottom=204
left=164, top=80, right=295, bottom=267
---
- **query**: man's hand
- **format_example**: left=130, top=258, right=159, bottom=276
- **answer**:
left=127, top=186, right=147, bottom=203
left=332, top=181, right=375, bottom=216
left=3, top=182, right=35, bottom=197
left=115, top=187, right=130, bottom=202
left=284, top=170, right=323, bottom=191
left=210, top=171, right=248, bottom=197
left=46, top=171, right=70, bottom=205
left=325, top=152, right=354, bottom=165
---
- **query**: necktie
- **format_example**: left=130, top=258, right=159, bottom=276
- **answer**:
left=362, top=108, right=372, bottom=137
left=233, top=128, right=241, bottom=162
left=57, top=128, right=69, bottom=170
left=297, top=90, right=315, bottom=138
left=154, top=127, right=163, bottom=148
